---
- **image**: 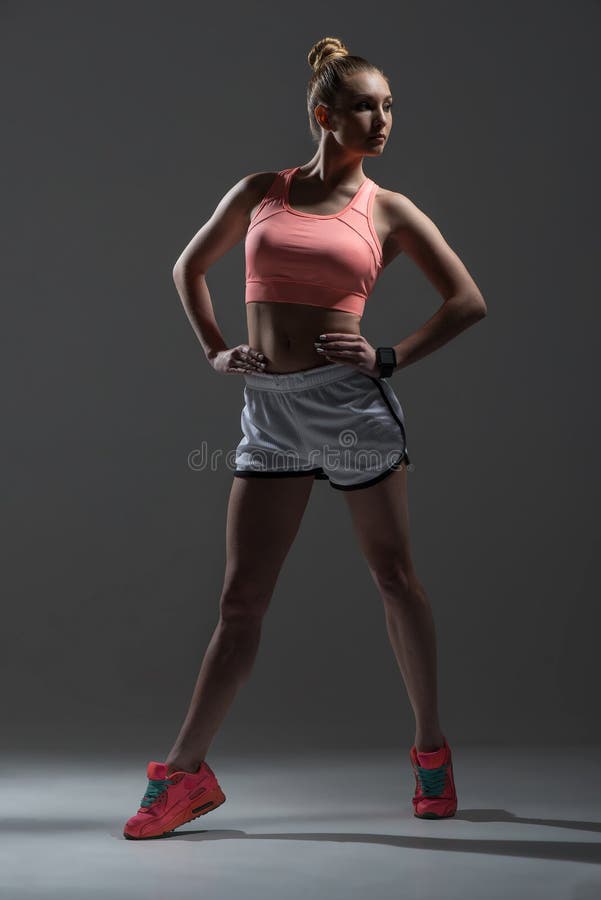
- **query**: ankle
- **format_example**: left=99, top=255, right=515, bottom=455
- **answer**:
left=165, top=757, right=203, bottom=775
left=414, top=732, right=445, bottom=753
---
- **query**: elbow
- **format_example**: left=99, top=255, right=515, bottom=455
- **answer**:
left=172, top=258, right=185, bottom=284
left=467, top=292, right=487, bottom=321
left=172, top=257, right=205, bottom=285
left=474, top=302, right=487, bottom=321
left=448, top=291, right=487, bottom=324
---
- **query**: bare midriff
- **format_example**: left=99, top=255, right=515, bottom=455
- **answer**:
left=245, top=301, right=363, bottom=374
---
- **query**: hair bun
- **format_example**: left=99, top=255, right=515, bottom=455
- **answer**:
left=307, top=36, right=349, bottom=71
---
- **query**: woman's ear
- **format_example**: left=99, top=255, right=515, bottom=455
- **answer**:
left=314, top=103, right=330, bottom=130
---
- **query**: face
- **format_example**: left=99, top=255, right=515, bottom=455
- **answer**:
left=315, top=70, right=393, bottom=155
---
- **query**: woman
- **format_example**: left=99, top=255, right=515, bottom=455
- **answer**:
left=123, top=36, right=486, bottom=840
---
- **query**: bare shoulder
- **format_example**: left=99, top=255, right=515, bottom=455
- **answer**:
left=374, top=186, right=429, bottom=237
left=371, top=185, right=427, bottom=267
left=172, top=170, right=279, bottom=274
left=218, top=170, right=280, bottom=222
left=211, top=170, right=279, bottom=213
left=246, top=169, right=280, bottom=190
left=373, top=185, right=486, bottom=301
left=241, top=170, right=280, bottom=208
left=374, top=185, right=452, bottom=256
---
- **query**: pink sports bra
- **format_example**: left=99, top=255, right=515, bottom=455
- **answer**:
left=245, top=165, right=383, bottom=318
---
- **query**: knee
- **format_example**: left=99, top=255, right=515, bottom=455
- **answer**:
left=372, top=562, right=422, bottom=604
left=219, top=585, right=270, bottom=625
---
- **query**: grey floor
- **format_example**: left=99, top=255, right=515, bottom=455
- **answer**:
left=3, top=746, right=601, bottom=899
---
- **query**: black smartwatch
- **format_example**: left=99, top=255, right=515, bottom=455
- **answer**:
left=375, top=347, right=396, bottom=379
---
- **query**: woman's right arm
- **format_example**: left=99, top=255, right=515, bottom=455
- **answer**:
left=172, top=172, right=273, bottom=364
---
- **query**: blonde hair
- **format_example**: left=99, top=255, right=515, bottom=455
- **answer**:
left=306, top=37, right=389, bottom=143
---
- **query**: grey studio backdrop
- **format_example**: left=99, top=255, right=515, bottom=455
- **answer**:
left=3, top=1, right=599, bottom=762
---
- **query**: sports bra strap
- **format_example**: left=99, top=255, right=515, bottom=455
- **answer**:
left=283, top=165, right=375, bottom=217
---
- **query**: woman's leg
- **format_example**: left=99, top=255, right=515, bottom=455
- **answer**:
left=342, top=465, right=446, bottom=753
left=165, top=474, right=315, bottom=773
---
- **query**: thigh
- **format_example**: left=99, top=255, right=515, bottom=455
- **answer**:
left=222, top=474, right=315, bottom=611
left=342, top=465, right=417, bottom=588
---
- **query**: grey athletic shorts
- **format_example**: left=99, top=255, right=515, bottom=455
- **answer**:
left=233, top=361, right=413, bottom=491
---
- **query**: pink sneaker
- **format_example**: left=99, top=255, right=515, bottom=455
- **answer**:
left=409, top=736, right=457, bottom=819
left=123, top=760, right=226, bottom=840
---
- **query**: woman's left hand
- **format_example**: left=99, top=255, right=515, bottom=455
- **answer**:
left=314, top=333, right=387, bottom=378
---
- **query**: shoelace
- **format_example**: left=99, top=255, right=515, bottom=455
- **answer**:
left=415, top=763, right=447, bottom=796
left=140, top=777, right=173, bottom=808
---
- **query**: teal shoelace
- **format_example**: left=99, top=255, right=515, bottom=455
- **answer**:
left=140, top=777, right=173, bottom=808
left=415, top=763, right=447, bottom=796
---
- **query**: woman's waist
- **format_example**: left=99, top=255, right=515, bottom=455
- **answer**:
left=246, top=302, right=361, bottom=373
left=249, top=332, right=362, bottom=372
left=251, top=342, right=338, bottom=374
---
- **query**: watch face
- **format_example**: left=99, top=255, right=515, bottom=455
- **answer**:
left=378, top=348, right=396, bottom=366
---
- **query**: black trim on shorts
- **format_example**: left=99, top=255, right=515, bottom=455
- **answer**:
left=364, top=375, right=411, bottom=468
left=327, top=450, right=406, bottom=490
left=233, top=467, right=327, bottom=479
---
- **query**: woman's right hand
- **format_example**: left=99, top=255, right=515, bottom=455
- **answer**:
left=210, top=344, right=267, bottom=375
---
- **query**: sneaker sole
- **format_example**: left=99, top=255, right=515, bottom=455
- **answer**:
left=414, top=809, right=456, bottom=819
left=123, top=786, right=226, bottom=840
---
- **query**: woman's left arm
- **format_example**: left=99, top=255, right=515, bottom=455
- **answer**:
left=385, top=192, right=487, bottom=372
